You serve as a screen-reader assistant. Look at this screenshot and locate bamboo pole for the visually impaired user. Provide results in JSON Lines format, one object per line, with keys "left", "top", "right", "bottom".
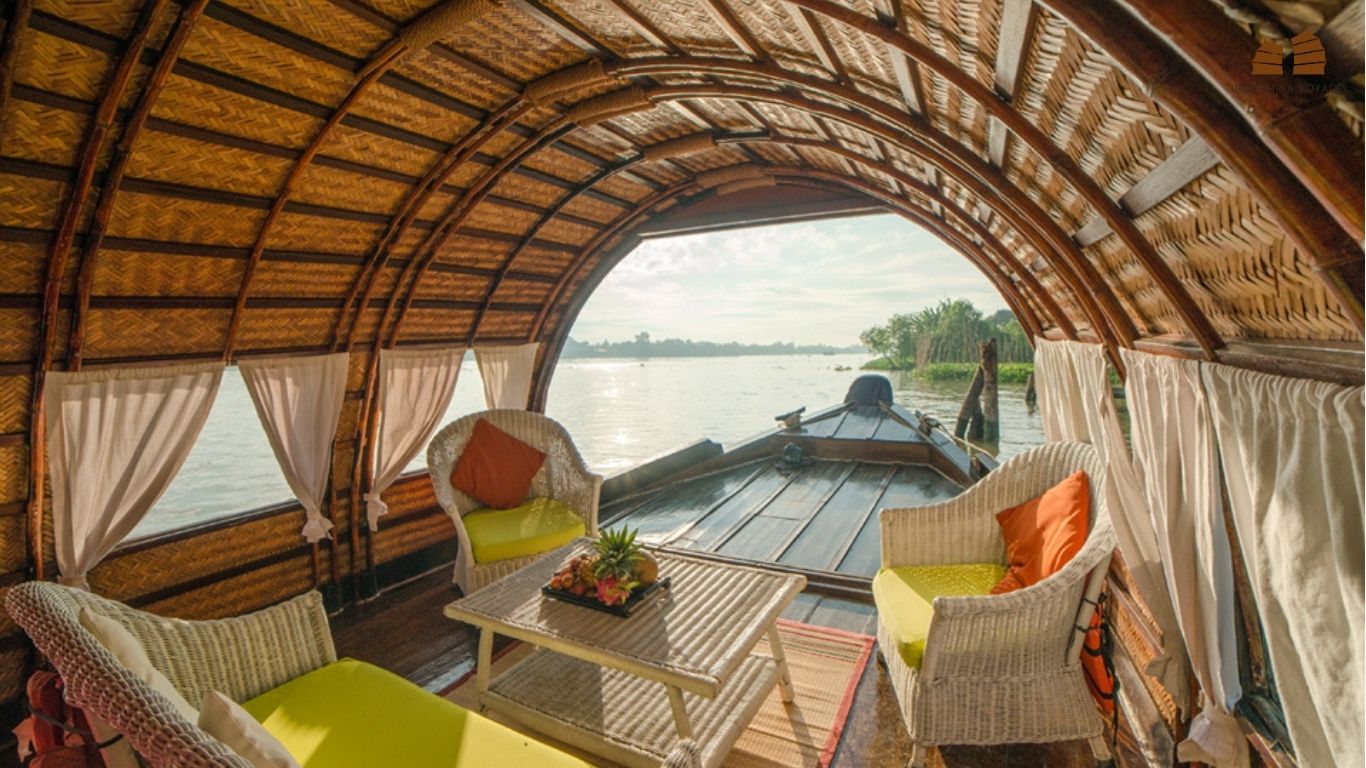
{"left": 954, "top": 367, "right": 985, "bottom": 439}
{"left": 981, "top": 338, "right": 999, "bottom": 443}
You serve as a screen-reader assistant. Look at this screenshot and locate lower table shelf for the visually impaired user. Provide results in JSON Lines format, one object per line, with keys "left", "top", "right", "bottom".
{"left": 482, "top": 648, "right": 780, "bottom": 768}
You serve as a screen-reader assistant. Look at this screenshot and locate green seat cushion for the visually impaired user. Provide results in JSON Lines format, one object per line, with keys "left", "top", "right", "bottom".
{"left": 872, "top": 563, "right": 1008, "bottom": 670}
{"left": 463, "top": 497, "right": 585, "bottom": 564}
{"left": 242, "top": 659, "right": 589, "bottom": 768}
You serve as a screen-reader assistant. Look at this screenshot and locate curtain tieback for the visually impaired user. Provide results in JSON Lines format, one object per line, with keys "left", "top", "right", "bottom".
{"left": 364, "top": 492, "right": 389, "bottom": 530}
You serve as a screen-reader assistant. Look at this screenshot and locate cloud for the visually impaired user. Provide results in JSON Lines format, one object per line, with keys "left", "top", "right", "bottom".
{"left": 570, "top": 214, "right": 1008, "bottom": 345}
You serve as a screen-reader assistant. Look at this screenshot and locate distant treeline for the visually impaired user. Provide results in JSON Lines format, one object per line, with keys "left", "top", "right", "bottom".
{"left": 859, "top": 299, "right": 1032, "bottom": 372}
{"left": 561, "top": 332, "right": 864, "bottom": 359}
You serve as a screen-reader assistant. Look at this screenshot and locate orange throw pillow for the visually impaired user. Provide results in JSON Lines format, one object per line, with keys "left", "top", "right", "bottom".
{"left": 990, "top": 470, "right": 1090, "bottom": 594}
{"left": 450, "top": 419, "right": 546, "bottom": 509}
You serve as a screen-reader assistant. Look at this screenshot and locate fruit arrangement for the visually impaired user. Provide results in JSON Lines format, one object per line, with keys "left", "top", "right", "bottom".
{"left": 547, "top": 527, "right": 659, "bottom": 607}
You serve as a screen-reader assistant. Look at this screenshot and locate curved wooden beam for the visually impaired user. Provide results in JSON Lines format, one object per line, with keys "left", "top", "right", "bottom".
{"left": 775, "top": 175, "right": 1046, "bottom": 341}
{"left": 222, "top": 0, "right": 509, "bottom": 360}
{"left": 629, "top": 37, "right": 1223, "bottom": 353}
{"left": 67, "top": 0, "right": 211, "bottom": 370}
{"left": 1039, "top": 0, "right": 1364, "bottom": 322}
{"left": 330, "top": 99, "right": 533, "bottom": 349}
{"left": 526, "top": 167, "right": 1050, "bottom": 351}
{"left": 749, "top": 136, "right": 1079, "bottom": 339}
{"left": 391, "top": 57, "right": 1130, "bottom": 351}
{"left": 26, "top": 0, "right": 168, "bottom": 581}
{"left": 529, "top": 174, "right": 1065, "bottom": 410}
{"left": 1086, "top": 0, "right": 1362, "bottom": 241}
{"left": 643, "top": 82, "right": 1139, "bottom": 345}
{"left": 773, "top": 172, "right": 1047, "bottom": 339}
{"left": 592, "top": 57, "right": 1128, "bottom": 343}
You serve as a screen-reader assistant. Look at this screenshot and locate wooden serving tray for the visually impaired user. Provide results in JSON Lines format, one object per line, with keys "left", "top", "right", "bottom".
{"left": 541, "top": 576, "right": 672, "bottom": 618}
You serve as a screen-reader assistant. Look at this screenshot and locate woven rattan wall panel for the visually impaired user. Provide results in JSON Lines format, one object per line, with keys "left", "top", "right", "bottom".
{"left": 320, "top": 123, "right": 439, "bottom": 177}
{"left": 92, "top": 250, "right": 243, "bottom": 297}
{"left": 140, "top": 553, "right": 315, "bottom": 621}
{"left": 107, "top": 193, "right": 264, "bottom": 245}
{"left": 252, "top": 260, "right": 362, "bottom": 299}
{"left": 0, "top": 444, "right": 29, "bottom": 506}
{"left": 372, "top": 509, "right": 455, "bottom": 565}
{"left": 91, "top": 511, "right": 308, "bottom": 603}
{"left": 83, "top": 308, "right": 227, "bottom": 358}
{"left": 0, "top": 515, "right": 26, "bottom": 575}
{"left": 1136, "top": 166, "right": 1359, "bottom": 341}
{"left": 412, "top": 271, "right": 491, "bottom": 301}
{"left": 150, "top": 77, "right": 322, "bottom": 150}
{"left": 3, "top": 99, "right": 87, "bottom": 167}
{"left": 0, "top": 241, "right": 47, "bottom": 295}
{"left": 292, "top": 164, "right": 413, "bottom": 213}
{"left": 235, "top": 308, "right": 346, "bottom": 350}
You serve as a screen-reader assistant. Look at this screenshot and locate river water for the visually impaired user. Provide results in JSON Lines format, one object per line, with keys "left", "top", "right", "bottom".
{"left": 138, "top": 353, "right": 1043, "bottom": 537}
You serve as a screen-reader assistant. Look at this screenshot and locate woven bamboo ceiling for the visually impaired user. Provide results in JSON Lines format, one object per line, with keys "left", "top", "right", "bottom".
{"left": 0, "top": 0, "right": 1363, "bottom": 381}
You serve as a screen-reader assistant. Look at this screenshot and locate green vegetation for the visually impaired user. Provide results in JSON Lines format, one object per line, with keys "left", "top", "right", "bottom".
{"left": 562, "top": 332, "right": 862, "bottom": 359}
{"left": 859, "top": 300, "right": 1032, "bottom": 378}
{"left": 916, "top": 362, "right": 1034, "bottom": 383}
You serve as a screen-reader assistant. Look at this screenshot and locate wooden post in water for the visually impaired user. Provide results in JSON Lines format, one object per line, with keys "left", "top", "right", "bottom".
{"left": 981, "top": 338, "right": 999, "bottom": 442}
{"left": 1024, "top": 372, "right": 1037, "bottom": 407}
{"left": 954, "top": 366, "right": 984, "bottom": 439}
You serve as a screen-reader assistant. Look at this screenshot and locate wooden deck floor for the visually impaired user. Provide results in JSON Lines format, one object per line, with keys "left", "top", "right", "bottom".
{"left": 603, "top": 456, "right": 962, "bottom": 578}
{"left": 335, "top": 569, "right": 1128, "bottom": 768}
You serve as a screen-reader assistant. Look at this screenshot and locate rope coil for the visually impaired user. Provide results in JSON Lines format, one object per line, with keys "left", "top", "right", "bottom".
{"left": 563, "top": 86, "right": 650, "bottom": 127}
{"left": 398, "top": 0, "right": 501, "bottom": 50}
{"left": 523, "top": 59, "right": 610, "bottom": 105}
{"left": 643, "top": 132, "right": 716, "bottom": 162}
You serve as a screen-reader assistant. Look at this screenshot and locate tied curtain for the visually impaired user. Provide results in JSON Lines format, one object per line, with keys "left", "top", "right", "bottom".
{"left": 475, "top": 343, "right": 538, "bottom": 409}
{"left": 46, "top": 362, "right": 224, "bottom": 589}
{"left": 1121, "top": 350, "right": 1246, "bottom": 768}
{"left": 366, "top": 347, "right": 463, "bottom": 530}
{"left": 1033, "top": 340, "right": 1191, "bottom": 713}
{"left": 239, "top": 353, "right": 348, "bottom": 543}
{"left": 1202, "top": 364, "right": 1364, "bottom": 768}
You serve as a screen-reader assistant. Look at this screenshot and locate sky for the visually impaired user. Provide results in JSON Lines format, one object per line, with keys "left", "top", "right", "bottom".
{"left": 568, "top": 213, "right": 1008, "bottom": 347}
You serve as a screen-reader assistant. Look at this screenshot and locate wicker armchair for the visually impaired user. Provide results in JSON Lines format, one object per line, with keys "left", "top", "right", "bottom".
{"left": 428, "top": 409, "right": 602, "bottom": 595}
{"left": 876, "top": 441, "right": 1117, "bottom": 767}
{"left": 5, "top": 582, "right": 703, "bottom": 768}
{"left": 5, "top": 582, "right": 334, "bottom": 767}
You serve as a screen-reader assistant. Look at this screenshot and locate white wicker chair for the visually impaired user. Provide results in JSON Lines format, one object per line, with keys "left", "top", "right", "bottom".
{"left": 428, "top": 409, "right": 602, "bottom": 595}
{"left": 5, "top": 582, "right": 701, "bottom": 768}
{"left": 876, "top": 441, "right": 1117, "bottom": 767}
{"left": 5, "top": 583, "right": 334, "bottom": 767}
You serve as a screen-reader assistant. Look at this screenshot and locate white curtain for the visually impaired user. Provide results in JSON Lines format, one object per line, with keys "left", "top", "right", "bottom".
{"left": 475, "top": 343, "right": 538, "bottom": 409}
{"left": 1202, "top": 363, "right": 1364, "bottom": 768}
{"left": 1034, "top": 339, "right": 1190, "bottom": 712}
{"left": 1122, "top": 350, "right": 1246, "bottom": 768}
{"left": 46, "top": 362, "right": 224, "bottom": 589}
{"left": 239, "top": 353, "right": 348, "bottom": 543}
{"left": 366, "top": 347, "right": 463, "bottom": 530}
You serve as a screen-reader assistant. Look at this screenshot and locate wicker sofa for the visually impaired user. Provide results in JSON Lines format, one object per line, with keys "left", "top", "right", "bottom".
{"left": 874, "top": 441, "right": 1117, "bottom": 766}
{"left": 5, "top": 582, "right": 699, "bottom": 767}
{"left": 428, "top": 409, "right": 602, "bottom": 595}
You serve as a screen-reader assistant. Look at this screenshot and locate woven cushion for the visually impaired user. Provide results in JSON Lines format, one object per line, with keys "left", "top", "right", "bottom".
{"left": 872, "top": 564, "right": 1007, "bottom": 670}
{"left": 450, "top": 418, "right": 545, "bottom": 509}
{"left": 992, "top": 470, "right": 1090, "bottom": 594}
{"left": 463, "top": 497, "right": 585, "bottom": 564}
{"left": 242, "top": 659, "right": 589, "bottom": 768}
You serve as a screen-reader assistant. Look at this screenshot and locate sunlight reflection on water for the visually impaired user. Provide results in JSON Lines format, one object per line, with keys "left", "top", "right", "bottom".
{"left": 137, "top": 353, "right": 1042, "bottom": 538}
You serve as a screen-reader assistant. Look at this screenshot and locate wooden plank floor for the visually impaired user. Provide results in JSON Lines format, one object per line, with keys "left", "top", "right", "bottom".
{"left": 606, "top": 457, "right": 961, "bottom": 578}
{"left": 333, "top": 569, "right": 1133, "bottom": 768}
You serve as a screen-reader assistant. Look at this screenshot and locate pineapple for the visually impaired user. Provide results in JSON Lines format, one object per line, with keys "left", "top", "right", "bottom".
{"left": 592, "top": 527, "right": 644, "bottom": 606}
{"left": 593, "top": 527, "right": 643, "bottom": 582}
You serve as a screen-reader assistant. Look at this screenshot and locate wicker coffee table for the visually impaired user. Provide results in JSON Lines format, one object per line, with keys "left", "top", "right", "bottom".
{"left": 443, "top": 539, "right": 806, "bottom": 768}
